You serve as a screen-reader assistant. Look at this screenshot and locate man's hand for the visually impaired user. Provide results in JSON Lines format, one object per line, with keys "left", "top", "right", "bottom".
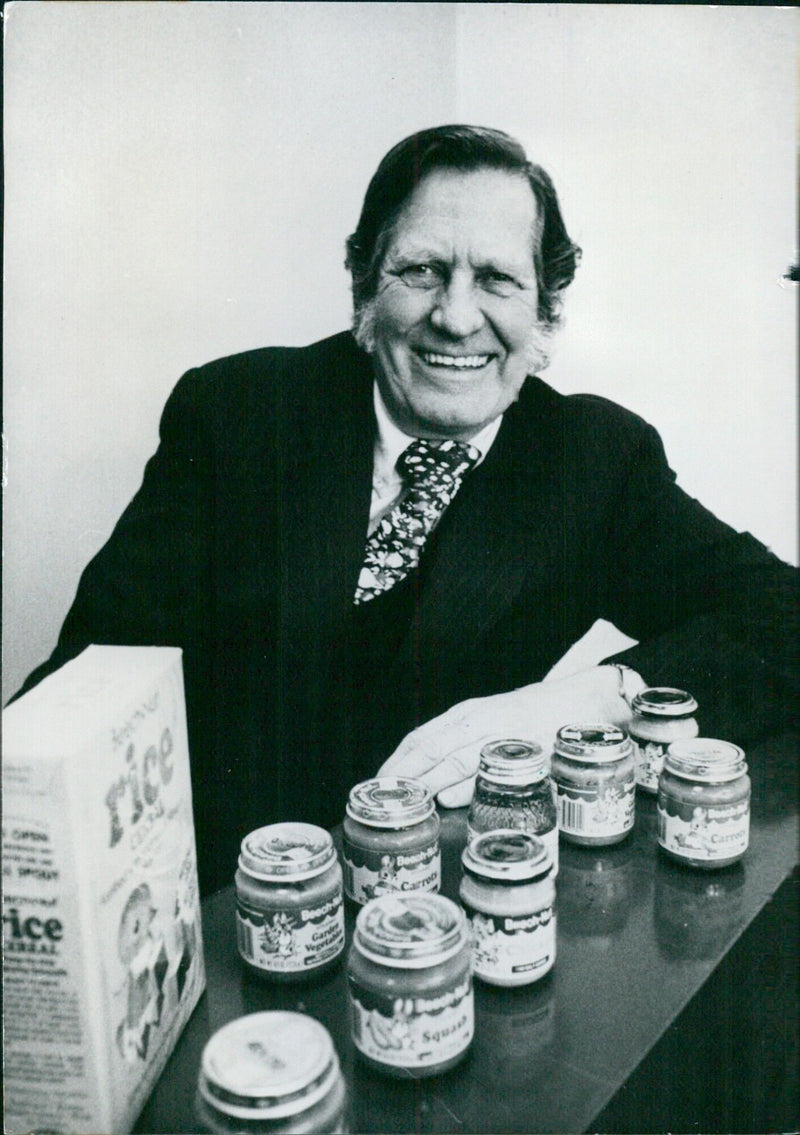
{"left": 377, "top": 665, "right": 645, "bottom": 807}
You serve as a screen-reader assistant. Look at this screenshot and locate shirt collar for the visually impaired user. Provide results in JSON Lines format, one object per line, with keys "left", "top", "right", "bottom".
{"left": 372, "top": 383, "right": 503, "bottom": 478}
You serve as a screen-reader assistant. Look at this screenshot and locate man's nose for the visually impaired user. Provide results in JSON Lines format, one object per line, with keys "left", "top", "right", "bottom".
{"left": 429, "top": 277, "right": 485, "bottom": 338}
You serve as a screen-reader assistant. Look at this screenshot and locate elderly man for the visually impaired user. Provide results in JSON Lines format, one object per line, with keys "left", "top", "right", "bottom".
{"left": 19, "top": 125, "right": 798, "bottom": 895}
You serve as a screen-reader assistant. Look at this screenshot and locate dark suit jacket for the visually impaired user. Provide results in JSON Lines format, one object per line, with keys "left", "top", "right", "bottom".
{"left": 21, "top": 332, "right": 799, "bottom": 894}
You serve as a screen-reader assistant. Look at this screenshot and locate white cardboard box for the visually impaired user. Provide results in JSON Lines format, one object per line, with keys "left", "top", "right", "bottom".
{"left": 3, "top": 646, "right": 206, "bottom": 1134}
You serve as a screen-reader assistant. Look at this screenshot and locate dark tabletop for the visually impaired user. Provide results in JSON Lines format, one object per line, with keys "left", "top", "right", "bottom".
{"left": 135, "top": 731, "right": 799, "bottom": 1134}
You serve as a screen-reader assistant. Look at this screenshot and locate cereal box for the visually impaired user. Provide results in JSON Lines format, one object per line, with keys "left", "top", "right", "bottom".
{"left": 3, "top": 646, "right": 206, "bottom": 1134}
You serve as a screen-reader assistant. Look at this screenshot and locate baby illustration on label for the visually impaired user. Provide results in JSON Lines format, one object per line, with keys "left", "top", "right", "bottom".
{"left": 640, "top": 741, "right": 664, "bottom": 784}
{"left": 365, "top": 855, "right": 399, "bottom": 900}
{"left": 471, "top": 912, "right": 501, "bottom": 970}
{"left": 171, "top": 866, "right": 199, "bottom": 1001}
{"left": 675, "top": 805, "right": 714, "bottom": 853}
{"left": 594, "top": 781, "right": 624, "bottom": 826}
{"left": 367, "top": 998, "right": 414, "bottom": 1052}
{"left": 115, "top": 884, "right": 168, "bottom": 1062}
{"left": 260, "top": 911, "right": 298, "bottom": 960}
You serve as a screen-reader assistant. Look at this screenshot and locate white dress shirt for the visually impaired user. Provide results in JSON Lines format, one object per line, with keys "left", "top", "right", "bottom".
{"left": 368, "top": 384, "right": 503, "bottom": 535}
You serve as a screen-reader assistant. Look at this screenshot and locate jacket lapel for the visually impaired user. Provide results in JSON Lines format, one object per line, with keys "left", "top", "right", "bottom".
{"left": 278, "top": 335, "right": 375, "bottom": 644}
{"left": 401, "top": 377, "right": 566, "bottom": 674}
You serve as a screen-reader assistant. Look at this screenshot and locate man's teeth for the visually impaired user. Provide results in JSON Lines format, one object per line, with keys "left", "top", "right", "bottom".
{"left": 421, "top": 353, "right": 490, "bottom": 369}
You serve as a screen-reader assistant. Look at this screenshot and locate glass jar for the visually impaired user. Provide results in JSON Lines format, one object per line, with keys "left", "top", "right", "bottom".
{"left": 235, "top": 823, "right": 344, "bottom": 981}
{"left": 196, "top": 1011, "right": 346, "bottom": 1134}
{"left": 657, "top": 738, "right": 750, "bottom": 869}
{"left": 460, "top": 830, "right": 555, "bottom": 987}
{"left": 347, "top": 892, "right": 473, "bottom": 1077}
{"left": 551, "top": 724, "right": 635, "bottom": 846}
{"left": 342, "top": 777, "right": 440, "bottom": 905}
{"left": 467, "top": 739, "right": 559, "bottom": 875}
{"left": 629, "top": 687, "right": 699, "bottom": 793}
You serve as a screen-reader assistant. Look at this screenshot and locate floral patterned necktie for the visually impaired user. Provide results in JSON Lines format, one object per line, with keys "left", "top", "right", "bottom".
{"left": 354, "top": 437, "right": 480, "bottom": 604}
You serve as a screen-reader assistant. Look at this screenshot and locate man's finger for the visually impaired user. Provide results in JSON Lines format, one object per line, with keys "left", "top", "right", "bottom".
{"left": 412, "top": 739, "right": 485, "bottom": 797}
{"left": 378, "top": 716, "right": 480, "bottom": 778}
{"left": 437, "top": 776, "right": 476, "bottom": 808}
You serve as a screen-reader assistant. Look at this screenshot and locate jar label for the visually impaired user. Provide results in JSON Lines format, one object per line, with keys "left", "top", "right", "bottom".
{"left": 657, "top": 796, "right": 749, "bottom": 861}
{"left": 349, "top": 973, "right": 473, "bottom": 1069}
{"left": 342, "top": 840, "right": 441, "bottom": 904}
{"left": 631, "top": 737, "right": 668, "bottom": 792}
{"left": 462, "top": 901, "right": 556, "bottom": 982}
{"left": 236, "top": 891, "right": 344, "bottom": 973}
{"left": 556, "top": 780, "right": 635, "bottom": 837}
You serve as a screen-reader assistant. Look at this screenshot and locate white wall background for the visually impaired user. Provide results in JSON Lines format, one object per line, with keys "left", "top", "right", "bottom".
{"left": 3, "top": 2, "right": 797, "bottom": 704}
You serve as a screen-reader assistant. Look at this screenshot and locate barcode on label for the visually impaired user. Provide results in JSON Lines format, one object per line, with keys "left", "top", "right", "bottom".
{"left": 236, "top": 916, "right": 255, "bottom": 957}
{"left": 559, "top": 797, "right": 585, "bottom": 831}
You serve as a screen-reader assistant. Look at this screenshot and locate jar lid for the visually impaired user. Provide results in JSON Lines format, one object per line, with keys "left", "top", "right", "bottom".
{"left": 631, "top": 687, "right": 698, "bottom": 717}
{"left": 478, "top": 739, "right": 548, "bottom": 785}
{"left": 198, "top": 1011, "right": 340, "bottom": 1120}
{"left": 664, "top": 738, "right": 747, "bottom": 783}
{"left": 554, "top": 724, "right": 632, "bottom": 762}
{"left": 353, "top": 893, "right": 467, "bottom": 968}
{"left": 462, "top": 829, "right": 552, "bottom": 882}
{"left": 346, "top": 776, "right": 435, "bottom": 829}
{"left": 238, "top": 822, "right": 336, "bottom": 881}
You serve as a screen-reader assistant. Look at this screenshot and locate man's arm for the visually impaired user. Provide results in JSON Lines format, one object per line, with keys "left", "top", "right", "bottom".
{"left": 15, "top": 369, "right": 214, "bottom": 699}
{"left": 381, "top": 411, "right": 798, "bottom": 803}
{"left": 597, "top": 418, "right": 798, "bottom": 744}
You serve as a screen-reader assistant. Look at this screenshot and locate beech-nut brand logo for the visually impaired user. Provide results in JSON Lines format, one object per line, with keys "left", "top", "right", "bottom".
{"left": 412, "top": 976, "right": 470, "bottom": 1014}
{"left": 300, "top": 895, "right": 341, "bottom": 921}
{"left": 104, "top": 727, "right": 175, "bottom": 847}
{"left": 395, "top": 848, "right": 436, "bottom": 868}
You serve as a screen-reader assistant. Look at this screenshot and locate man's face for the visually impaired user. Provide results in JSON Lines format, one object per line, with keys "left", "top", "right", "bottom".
{"left": 361, "top": 168, "right": 543, "bottom": 440}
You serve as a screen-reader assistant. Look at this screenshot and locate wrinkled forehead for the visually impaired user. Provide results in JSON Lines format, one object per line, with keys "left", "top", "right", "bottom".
{"left": 383, "top": 167, "right": 542, "bottom": 273}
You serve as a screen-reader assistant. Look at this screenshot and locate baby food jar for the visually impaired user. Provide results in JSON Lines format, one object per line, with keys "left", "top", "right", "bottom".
{"left": 347, "top": 892, "right": 473, "bottom": 1077}
{"left": 467, "top": 739, "right": 559, "bottom": 875}
{"left": 551, "top": 725, "right": 636, "bottom": 846}
{"left": 628, "top": 687, "right": 699, "bottom": 793}
{"left": 196, "top": 1011, "right": 346, "bottom": 1134}
{"left": 235, "top": 822, "right": 344, "bottom": 981}
{"left": 342, "top": 777, "right": 440, "bottom": 905}
{"left": 460, "top": 830, "right": 556, "bottom": 987}
{"left": 657, "top": 738, "right": 750, "bottom": 869}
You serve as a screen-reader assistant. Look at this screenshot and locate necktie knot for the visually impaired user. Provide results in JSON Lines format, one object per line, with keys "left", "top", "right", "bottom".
{"left": 397, "top": 438, "right": 480, "bottom": 486}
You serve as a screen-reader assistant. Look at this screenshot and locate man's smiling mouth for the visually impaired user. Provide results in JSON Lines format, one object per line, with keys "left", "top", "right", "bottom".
{"left": 418, "top": 351, "right": 492, "bottom": 370}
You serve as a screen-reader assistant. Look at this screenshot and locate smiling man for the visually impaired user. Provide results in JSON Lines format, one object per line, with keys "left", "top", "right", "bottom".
{"left": 355, "top": 167, "right": 542, "bottom": 439}
{"left": 18, "top": 125, "right": 799, "bottom": 894}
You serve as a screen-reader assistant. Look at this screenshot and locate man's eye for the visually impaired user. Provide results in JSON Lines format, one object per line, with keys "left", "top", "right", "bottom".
{"left": 399, "top": 264, "right": 442, "bottom": 288}
{"left": 480, "top": 271, "right": 518, "bottom": 296}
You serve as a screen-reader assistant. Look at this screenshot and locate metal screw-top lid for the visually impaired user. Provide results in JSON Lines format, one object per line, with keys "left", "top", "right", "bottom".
{"left": 631, "top": 687, "right": 698, "bottom": 718}
{"left": 554, "top": 723, "right": 633, "bottom": 763}
{"left": 462, "top": 829, "right": 552, "bottom": 882}
{"left": 238, "top": 822, "right": 336, "bottom": 882}
{"left": 198, "top": 1011, "right": 340, "bottom": 1120}
{"left": 353, "top": 893, "right": 467, "bottom": 968}
{"left": 664, "top": 738, "right": 747, "bottom": 783}
{"left": 346, "top": 776, "right": 435, "bottom": 829}
{"left": 478, "top": 739, "right": 548, "bottom": 785}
